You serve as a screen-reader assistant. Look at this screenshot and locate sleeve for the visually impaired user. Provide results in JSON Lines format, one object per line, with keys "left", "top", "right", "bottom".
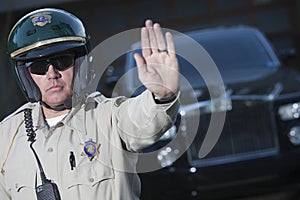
{"left": 113, "top": 90, "right": 180, "bottom": 152}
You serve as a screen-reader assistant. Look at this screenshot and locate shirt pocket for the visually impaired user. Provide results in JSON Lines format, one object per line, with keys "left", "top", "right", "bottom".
{"left": 63, "top": 157, "right": 115, "bottom": 189}
{"left": 5, "top": 168, "right": 36, "bottom": 200}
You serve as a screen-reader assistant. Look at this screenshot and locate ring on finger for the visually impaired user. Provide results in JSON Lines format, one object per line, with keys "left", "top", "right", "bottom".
{"left": 158, "top": 49, "right": 168, "bottom": 53}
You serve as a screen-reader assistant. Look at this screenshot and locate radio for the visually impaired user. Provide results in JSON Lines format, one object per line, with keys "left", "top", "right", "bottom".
{"left": 24, "top": 109, "right": 61, "bottom": 200}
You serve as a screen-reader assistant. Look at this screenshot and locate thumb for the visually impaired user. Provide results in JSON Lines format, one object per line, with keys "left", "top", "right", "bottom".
{"left": 134, "top": 53, "right": 147, "bottom": 73}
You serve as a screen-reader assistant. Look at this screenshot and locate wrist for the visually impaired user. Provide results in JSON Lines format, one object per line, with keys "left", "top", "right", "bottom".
{"left": 153, "top": 92, "right": 177, "bottom": 104}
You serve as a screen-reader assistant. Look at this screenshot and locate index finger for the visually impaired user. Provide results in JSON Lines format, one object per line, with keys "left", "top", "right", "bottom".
{"left": 141, "top": 27, "right": 151, "bottom": 57}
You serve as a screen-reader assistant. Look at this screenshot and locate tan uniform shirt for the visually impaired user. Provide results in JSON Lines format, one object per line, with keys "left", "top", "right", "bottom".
{"left": 0, "top": 90, "right": 179, "bottom": 200}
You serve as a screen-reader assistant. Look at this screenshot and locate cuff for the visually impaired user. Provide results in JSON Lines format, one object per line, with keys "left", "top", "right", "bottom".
{"left": 152, "top": 92, "right": 178, "bottom": 104}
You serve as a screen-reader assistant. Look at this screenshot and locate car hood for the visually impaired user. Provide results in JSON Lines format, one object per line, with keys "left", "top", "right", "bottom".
{"left": 227, "top": 67, "right": 300, "bottom": 96}
{"left": 180, "top": 67, "right": 300, "bottom": 105}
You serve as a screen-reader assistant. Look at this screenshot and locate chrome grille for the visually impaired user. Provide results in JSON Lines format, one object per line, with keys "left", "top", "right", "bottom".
{"left": 187, "top": 100, "right": 278, "bottom": 166}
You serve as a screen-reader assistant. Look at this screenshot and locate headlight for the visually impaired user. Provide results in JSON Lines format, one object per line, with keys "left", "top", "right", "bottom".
{"left": 157, "top": 146, "right": 180, "bottom": 167}
{"left": 278, "top": 102, "right": 300, "bottom": 121}
{"left": 288, "top": 126, "right": 300, "bottom": 145}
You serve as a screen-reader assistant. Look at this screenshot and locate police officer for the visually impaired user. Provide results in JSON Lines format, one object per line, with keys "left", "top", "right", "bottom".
{"left": 0, "top": 8, "right": 179, "bottom": 200}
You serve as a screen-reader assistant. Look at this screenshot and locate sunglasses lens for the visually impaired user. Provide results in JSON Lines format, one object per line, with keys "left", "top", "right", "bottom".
{"left": 52, "top": 55, "right": 74, "bottom": 71}
{"left": 26, "top": 54, "right": 75, "bottom": 75}
{"left": 27, "top": 61, "right": 48, "bottom": 75}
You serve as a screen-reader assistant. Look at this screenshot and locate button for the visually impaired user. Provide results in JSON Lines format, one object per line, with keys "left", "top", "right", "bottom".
{"left": 89, "top": 177, "right": 94, "bottom": 182}
{"left": 47, "top": 147, "right": 53, "bottom": 153}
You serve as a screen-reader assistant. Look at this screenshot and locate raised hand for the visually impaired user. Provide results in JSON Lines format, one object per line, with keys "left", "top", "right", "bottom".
{"left": 134, "top": 19, "right": 179, "bottom": 99}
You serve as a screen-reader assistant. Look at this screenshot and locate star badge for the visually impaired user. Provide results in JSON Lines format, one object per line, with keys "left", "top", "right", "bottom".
{"left": 81, "top": 139, "right": 100, "bottom": 161}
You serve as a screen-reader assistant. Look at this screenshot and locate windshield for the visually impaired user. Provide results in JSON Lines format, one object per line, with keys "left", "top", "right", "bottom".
{"left": 195, "top": 30, "right": 279, "bottom": 69}
{"left": 126, "top": 27, "right": 281, "bottom": 92}
{"left": 176, "top": 27, "right": 280, "bottom": 88}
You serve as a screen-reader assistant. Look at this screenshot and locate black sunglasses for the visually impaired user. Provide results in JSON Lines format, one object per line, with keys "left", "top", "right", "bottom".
{"left": 25, "top": 54, "right": 75, "bottom": 75}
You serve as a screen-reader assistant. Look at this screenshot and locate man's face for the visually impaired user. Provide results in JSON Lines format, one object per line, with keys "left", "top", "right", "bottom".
{"left": 27, "top": 54, "right": 74, "bottom": 108}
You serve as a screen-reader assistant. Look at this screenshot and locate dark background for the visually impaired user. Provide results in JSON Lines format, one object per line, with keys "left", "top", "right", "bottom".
{"left": 0, "top": 0, "right": 299, "bottom": 120}
{"left": 1, "top": 1, "right": 300, "bottom": 199}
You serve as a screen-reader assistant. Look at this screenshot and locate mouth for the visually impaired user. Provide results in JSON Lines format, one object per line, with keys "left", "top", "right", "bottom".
{"left": 47, "top": 85, "right": 63, "bottom": 92}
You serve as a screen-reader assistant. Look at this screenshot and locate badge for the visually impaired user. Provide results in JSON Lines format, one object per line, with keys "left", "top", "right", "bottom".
{"left": 81, "top": 139, "right": 100, "bottom": 161}
{"left": 30, "top": 12, "right": 52, "bottom": 26}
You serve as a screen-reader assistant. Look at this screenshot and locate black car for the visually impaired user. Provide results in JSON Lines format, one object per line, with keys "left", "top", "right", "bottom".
{"left": 108, "top": 25, "right": 300, "bottom": 199}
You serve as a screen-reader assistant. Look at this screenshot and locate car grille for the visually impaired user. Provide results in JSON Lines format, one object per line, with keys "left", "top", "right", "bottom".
{"left": 187, "top": 99, "right": 279, "bottom": 166}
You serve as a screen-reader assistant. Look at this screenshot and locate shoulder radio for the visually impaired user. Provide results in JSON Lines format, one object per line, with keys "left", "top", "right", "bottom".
{"left": 24, "top": 109, "right": 61, "bottom": 200}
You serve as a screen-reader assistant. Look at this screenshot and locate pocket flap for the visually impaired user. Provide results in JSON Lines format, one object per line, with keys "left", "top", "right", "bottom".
{"left": 5, "top": 168, "right": 36, "bottom": 198}
{"left": 64, "top": 159, "right": 114, "bottom": 189}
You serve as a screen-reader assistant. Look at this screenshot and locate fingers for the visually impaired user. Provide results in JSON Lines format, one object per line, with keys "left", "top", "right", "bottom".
{"left": 146, "top": 20, "right": 158, "bottom": 54}
{"left": 166, "top": 32, "right": 176, "bottom": 57}
{"left": 154, "top": 23, "right": 167, "bottom": 52}
{"left": 141, "top": 27, "right": 151, "bottom": 57}
{"left": 141, "top": 19, "right": 171, "bottom": 55}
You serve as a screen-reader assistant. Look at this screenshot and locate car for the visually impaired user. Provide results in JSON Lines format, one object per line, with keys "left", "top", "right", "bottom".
{"left": 105, "top": 25, "right": 300, "bottom": 199}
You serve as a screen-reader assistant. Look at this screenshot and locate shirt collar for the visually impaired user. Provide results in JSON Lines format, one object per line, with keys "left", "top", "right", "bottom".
{"left": 63, "top": 92, "right": 103, "bottom": 134}
{"left": 31, "top": 103, "right": 47, "bottom": 129}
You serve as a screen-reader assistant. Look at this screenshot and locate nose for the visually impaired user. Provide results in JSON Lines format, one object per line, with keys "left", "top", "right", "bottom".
{"left": 46, "top": 65, "right": 60, "bottom": 79}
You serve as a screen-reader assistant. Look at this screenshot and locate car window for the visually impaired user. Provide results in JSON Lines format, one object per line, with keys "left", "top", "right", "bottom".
{"left": 197, "top": 30, "right": 278, "bottom": 69}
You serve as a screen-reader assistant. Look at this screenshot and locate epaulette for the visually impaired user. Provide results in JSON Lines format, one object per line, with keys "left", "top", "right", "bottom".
{"left": 0, "top": 102, "right": 36, "bottom": 124}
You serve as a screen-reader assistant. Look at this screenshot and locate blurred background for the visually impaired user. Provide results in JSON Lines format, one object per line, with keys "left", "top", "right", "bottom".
{"left": 0, "top": 0, "right": 299, "bottom": 119}
{"left": 1, "top": 1, "right": 300, "bottom": 199}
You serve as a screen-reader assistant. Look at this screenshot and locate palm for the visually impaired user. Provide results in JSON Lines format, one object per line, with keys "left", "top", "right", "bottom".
{"left": 134, "top": 20, "right": 179, "bottom": 98}
{"left": 138, "top": 51, "right": 178, "bottom": 98}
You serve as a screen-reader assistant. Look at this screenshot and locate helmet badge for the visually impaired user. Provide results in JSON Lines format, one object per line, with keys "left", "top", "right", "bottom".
{"left": 30, "top": 12, "right": 52, "bottom": 26}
